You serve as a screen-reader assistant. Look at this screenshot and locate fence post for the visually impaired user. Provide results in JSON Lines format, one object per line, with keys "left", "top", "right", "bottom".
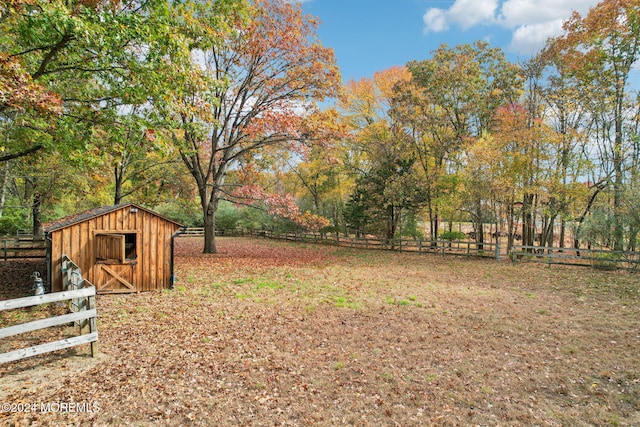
{"left": 88, "top": 292, "right": 98, "bottom": 357}
{"left": 495, "top": 240, "right": 500, "bottom": 260}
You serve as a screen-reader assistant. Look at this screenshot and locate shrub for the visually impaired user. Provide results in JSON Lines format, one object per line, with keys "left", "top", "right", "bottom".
{"left": 215, "top": 201, "right": 241, "bottom": 230}
{"left": 591, "top": 252, "right": 620, "bottom": 270}
{"left": 439, "top": 230, "right": 466, "bottom": 241}
{"left": 399, "top": 213, "right": 425, "bottom": 240}
{"left": 0, "top": 211, "right": 29, "bottom": 235}
{"left": 154, "top": 201, "right": 203, "bottom": 227}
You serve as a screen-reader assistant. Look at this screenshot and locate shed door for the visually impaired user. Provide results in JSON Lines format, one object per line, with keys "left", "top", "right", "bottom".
{"left": 97, "top": 264, "right": 135, "bottom": 293}
{"left": 95, "top": 234, "right": 125, "bottom": 263}
{"left": 95, "top": 233, "right": 137, "bottom": 293}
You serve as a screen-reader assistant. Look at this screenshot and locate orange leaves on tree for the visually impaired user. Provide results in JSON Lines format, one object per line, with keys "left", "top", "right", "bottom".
{"left": 549, "top": 0, "right": 640, "bottom": 80}
{"left": 170, "top": 0, "right": 339, "bottom": 252}
{"left": 233, "top": 185, "right": 330, "bottom": 230}
{"left": 243, "top": 107, "right": 304, "bottom": 143}
{"left": 0, "top": 55, "right": 62, "bottom": 115}
{"left": 373, "top": 66, "right": 412, "bottom": 101}
{"left": 239, "top": 0, "right": 340, "bottom": 103}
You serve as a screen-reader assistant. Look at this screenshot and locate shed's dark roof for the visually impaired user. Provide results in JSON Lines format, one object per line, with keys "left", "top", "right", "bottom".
{"left": 44, "top": 203, "right": 183, "bottom": 233}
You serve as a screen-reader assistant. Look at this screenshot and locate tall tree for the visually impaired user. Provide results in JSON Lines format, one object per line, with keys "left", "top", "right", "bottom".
{"left": 338, "top": 67, "right": 422, "bottom": 241}
{"left": 1, "top": 0, "right": 158, "bottom": 158}
{"left": 343, "top": 145, "right": 425, "bottom": 243}
{"left": 398, "top": 42, "right": 522, "bottom": 242}
{"left": 2, "top": 0, "right": 244, "bottom": 232}
{"left": 529, "top": 50, "right": 590, "bottom": 249}
{"left": 283, "top": 108, "right": 349, "bottom": 230}
{"left": 549, "top": 0, "right": 640, "bottom": 250}
{"left": 164, "top": 0, "right": 339, "bottom": 253}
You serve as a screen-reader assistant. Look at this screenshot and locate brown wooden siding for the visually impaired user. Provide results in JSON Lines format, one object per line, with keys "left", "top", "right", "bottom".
{"left": 49, "top": 206, "right": 181, "bottom": 293}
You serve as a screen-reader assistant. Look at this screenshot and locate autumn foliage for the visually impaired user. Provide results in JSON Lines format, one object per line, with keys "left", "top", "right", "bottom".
{"left": 233, "top": 185, "right": 330, "bottom": 230}
{"left": 170, "top": 0, "right": 340, "bottom": 252}
{"left": 0, "top": 55, "right": 62, "bottom": 115}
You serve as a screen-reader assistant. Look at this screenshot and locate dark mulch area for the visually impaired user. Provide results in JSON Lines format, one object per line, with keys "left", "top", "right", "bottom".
{"left": 0, "top": 259, "right": 47, "bottom": 300}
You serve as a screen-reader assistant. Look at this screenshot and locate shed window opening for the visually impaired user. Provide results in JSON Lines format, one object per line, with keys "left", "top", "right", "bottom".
{"left": 95, "top": 232, "right": 137, "bottom": 264}
{"left": 124, "top": 233, "right": 137, "bottom": 260}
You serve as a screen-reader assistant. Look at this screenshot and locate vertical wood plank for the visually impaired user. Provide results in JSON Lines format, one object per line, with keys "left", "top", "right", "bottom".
{"left": 52, "top": 232, "right": 62, "bottom": 292}
{"left": 87, "top": 218, "right": 96, "bottom": 285}
{"left": 71, "top": 224, "right": 81, "bottom": 269}
{"left": 144, "top": 212, "right": 151, "bottom": 292}
{"left": 116, "top": 207, "right": 123, "bottom": 230}
{"left": 159, "top": 223, "right": 166, "bottom": 288}
{"left": 149, "top": 216, "right": 158, "bottom": 290}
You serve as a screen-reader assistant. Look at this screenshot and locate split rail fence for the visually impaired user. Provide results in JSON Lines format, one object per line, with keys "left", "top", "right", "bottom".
{"left": 181, "top": 228, "right": 500, "bottom": 259}
{"left": 511, "top": 245, "right": 640, "bottom": 271}
{"left": 0, "top": 254, "right": 98, "bottom": 364}
{"left": 181, "top": 227, "right": 639, "bottom": 271}
{"left": 0, "top": 236, "right": 46, "bottom": 261}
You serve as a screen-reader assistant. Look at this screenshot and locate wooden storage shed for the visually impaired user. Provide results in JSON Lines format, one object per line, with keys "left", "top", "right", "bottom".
{"left": 45, "top": 203, "right": 183, "bottom": 293}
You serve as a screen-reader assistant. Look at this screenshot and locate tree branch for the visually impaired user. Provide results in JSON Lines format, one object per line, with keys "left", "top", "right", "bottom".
{"left": 0, "top": 145, "right": 44, "bottom": 162}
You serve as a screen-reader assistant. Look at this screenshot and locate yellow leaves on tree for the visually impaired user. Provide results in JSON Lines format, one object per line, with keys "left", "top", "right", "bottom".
{"left": 339, "top": 66, "right": 411, "bottom": 129}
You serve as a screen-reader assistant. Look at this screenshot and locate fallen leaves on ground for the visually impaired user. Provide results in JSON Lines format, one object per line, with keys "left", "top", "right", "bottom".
{"left": 1, "top": 237, "right": 639, "bottom": 426}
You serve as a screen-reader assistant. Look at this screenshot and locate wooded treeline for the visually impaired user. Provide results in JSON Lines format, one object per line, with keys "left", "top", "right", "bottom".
{"left": 1, "top": 0, "right": 639, "bottom": 254}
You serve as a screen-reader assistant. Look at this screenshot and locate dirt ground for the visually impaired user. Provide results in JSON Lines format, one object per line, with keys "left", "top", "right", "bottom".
{"left": 1, "top": 237, "right": 639, "bottom": 426}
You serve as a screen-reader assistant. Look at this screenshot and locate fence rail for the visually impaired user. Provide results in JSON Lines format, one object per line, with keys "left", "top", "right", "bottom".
{"left": 180, "top": 227, "right": 246, "bottom": 237}
{"left": 180, "top": 228, "right": 640, "bottom": 271}
{"left": 511, "top": 245, "right": 640, "bottom": 271}
{"left": 0, "top": 286, "right": 98, "bottom": 364}
{"left": 0, "top": 236, "right": 46, "bottom": 261}
{"left": 260, "top": 230, "right": 500, "bottom": 258}
{"left": 179, "top": 228, "right": 499, "bottom": 259}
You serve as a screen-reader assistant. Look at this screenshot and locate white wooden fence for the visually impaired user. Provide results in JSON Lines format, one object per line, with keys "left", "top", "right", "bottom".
{"left": 0, "top": 254, "right": 98, "bottom": 364}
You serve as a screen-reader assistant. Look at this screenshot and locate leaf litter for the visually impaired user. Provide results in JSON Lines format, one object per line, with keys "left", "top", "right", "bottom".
{"left": 1, "top": 237, "right": 639, "bottom": 426}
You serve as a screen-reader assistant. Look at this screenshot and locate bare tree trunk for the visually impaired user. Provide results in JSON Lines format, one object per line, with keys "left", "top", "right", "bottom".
{"left": 0, "top": 162, "right": 8, "bottom": 218}
{"left": 574, "top": 180, "right": 607, "bottom": 250}
{"left": 203, "top": 202, "right": 218, "bottom": 254}
{"left": 506, "top": 202, "right": 515, "bottom": 252}
{"left": 32, "top": 193, "right": 43, "bottom": 240}
{"left": 522, "top": 193, "right": 535, "bottom": 249}
{"left": 476, "top": 199, "right": 485, "bottom": 250}
{"left": 201, "top": 185, "right": 221, "bottom": 254}
{"left": 114, "top": 164, "right": 124, "bottom": 205}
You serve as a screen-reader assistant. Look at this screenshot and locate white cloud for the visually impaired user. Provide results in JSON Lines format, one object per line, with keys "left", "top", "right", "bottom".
{"left": 423, "top": 8, "right": 449, "bottom": 33}
{"left": 424, "top": 0, "right": 498, "bottom": 33}
{"left": 508, "top": 19, "right": 565, "bottom": 54}
{"left": 449, "top": 0, "right": 499, "bottom": 30}
{"left": 499, "top": 0, "right": 595, "bottom": 28}
{"left": 423, "top": 0, "right": 601, "bottom": 54}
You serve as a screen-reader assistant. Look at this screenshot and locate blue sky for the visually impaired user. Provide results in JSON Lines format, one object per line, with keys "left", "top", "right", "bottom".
{"left": 299, "top": 0, "right": 602, "bottom": 83}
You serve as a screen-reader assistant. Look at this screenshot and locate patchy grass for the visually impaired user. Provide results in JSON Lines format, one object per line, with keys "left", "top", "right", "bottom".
{"left": 1, "top": 236, "right": 639, "bottom": 426}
